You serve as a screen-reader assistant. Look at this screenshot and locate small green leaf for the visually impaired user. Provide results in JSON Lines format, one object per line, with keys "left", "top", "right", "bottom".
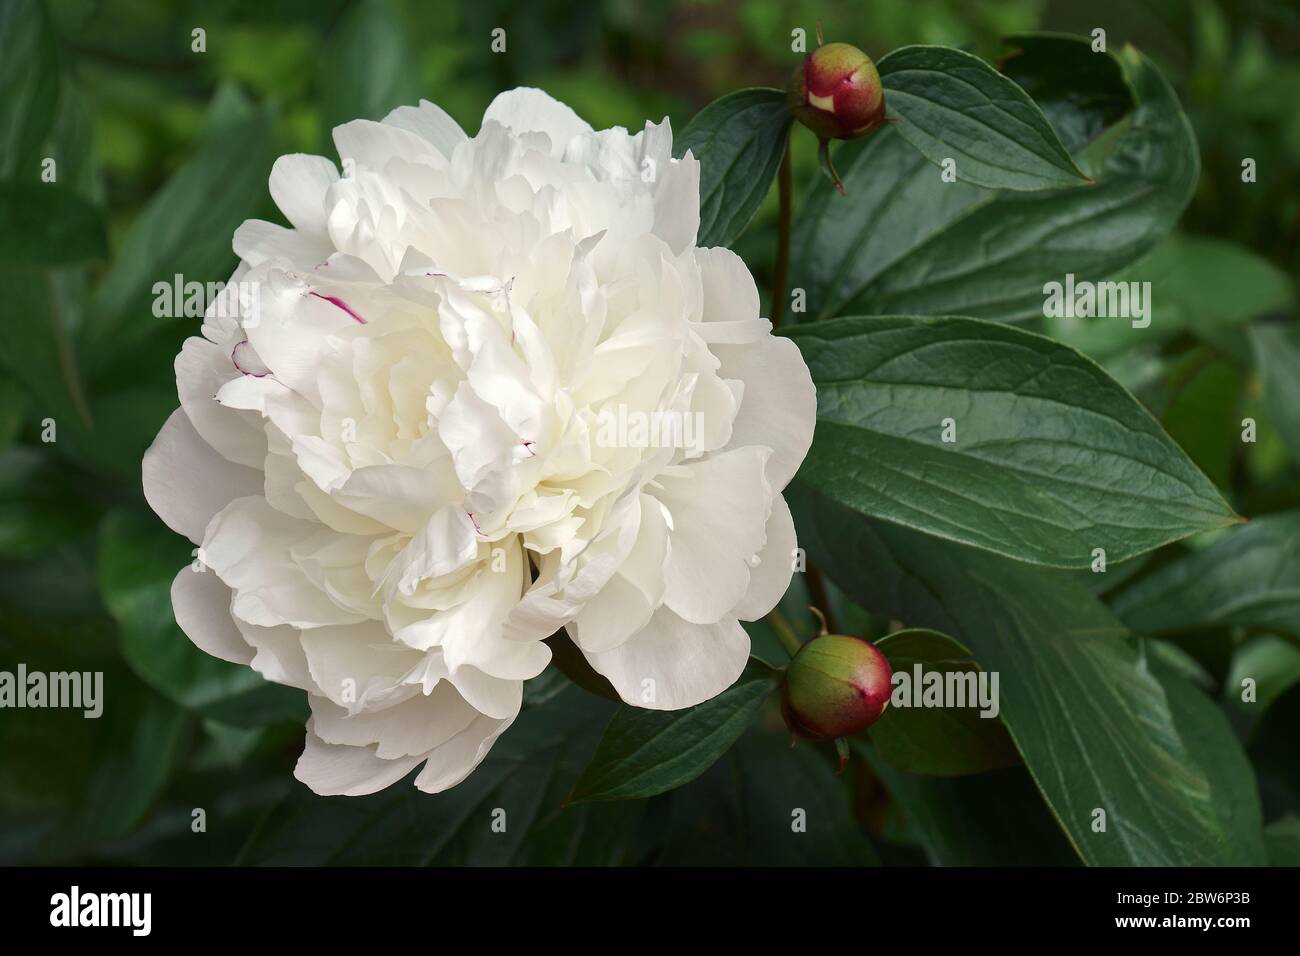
{"left": 870, "top": 628, "right": 1019, "bottom": 776}
{"left": 785, "top": 314, "right": 1238, "bottom": 567}
{"left": 674, "top": 87, "right": 791, "bottom": 248}
{"left": 567, "top": 657, "right": 779, "bottom": 803}
{"left": 0, "top": 184, "right": 106, "bottom": 265}
{"left": 1110, "top": 509, "right": 1300, "bottom": 642}
{"left": 878, "top": 45, "right": 1088, "bottom": 191}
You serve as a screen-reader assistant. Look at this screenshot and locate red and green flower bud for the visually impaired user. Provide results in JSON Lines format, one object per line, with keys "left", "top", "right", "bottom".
{"left": 786, "top": 42, "right": 887, "bottom": 142}
{"left": 781, "top": 633, "right": 892, "bottom": 741}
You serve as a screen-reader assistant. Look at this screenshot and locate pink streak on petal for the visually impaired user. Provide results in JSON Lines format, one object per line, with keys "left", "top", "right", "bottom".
{"left": 308, "top": 290, "right": 367, "bottom": 324}
{"left": 231, "top": 340, "right": 270, "bottom": 377}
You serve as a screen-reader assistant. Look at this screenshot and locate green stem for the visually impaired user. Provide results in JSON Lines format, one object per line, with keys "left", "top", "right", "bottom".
{"left": 768, "top": 606, "right": 803, "bottom": 659}
{"left": 817, "top": 138, "right": 845, "bottom": 195}
{"left": 805, "top": 561, "right": 839, "bottom": 634}
{"left": 771, "top": 134, "right": 793, "bottom": 328}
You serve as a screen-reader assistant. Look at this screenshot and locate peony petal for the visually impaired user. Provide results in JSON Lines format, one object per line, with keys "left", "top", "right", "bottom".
{"left": 414, "top": 711, "right": 514, "bottom": 794}
{"left": 694, "top": 247, "right": 770, "bottom": 343}
{"left": 715, "top": 334, "right": 815, "bottom": 490}
{"left": 234, "top": 219, "right": 331, "bottom": 267}
{"left": 309, "top": 681, "right": 480, "bottom": 759}
{"left": 295, "top": 720, "right": 423, "bottom": 796}
{"left": 170, "top": 564, "right": 253, "bottom": 665}
{"left": 202, "top": 497, "right": 366, "bottom": 629}
{"left": 732, "top": 493, "right": 797, "bottom": 621}
{"left": 143, "top": 408, "right": 264, "bottom": 545}
{"left": 268, "top": 153, "right": 340, "bottom": 237}
{"left": 656, "top": 445, "right": 772, "bottom": 625}
{"left": 584, "top": 606, "right": 750, "bottom": 710}
{"left": 482, "top": 87, "right": 593, "bottom": 158}
{"left": 382, "top": 100, "right": 467, "bottom": 160}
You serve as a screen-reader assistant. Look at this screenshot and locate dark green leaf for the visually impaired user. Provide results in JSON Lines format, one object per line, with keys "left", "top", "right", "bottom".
{"left": 1110, "top": 509, "right": 1300, "bottom": 641}
{"left": 998, "top": 33, "right": 1134, "bottom": 153}
{"left": 0, "top": 0, "right": 59, "bottom": 180}
{"left": 673, "top": 87, "right": 791, "bottom": 248}
{"left": 878, "top": 45, "right": 1088, "bottom": 190}
{"left": 85, "top": 85, "right": 273, "bottom": 374}
{"left": 0, "top": 183, "right": 106, "bottom": 265}
{"left": 0, "top": 447, "right": 99, "bottom": 558}
{"left": 1264, "top": 816, "right": 1300, "bottom": 866}
{"left": 860, "top": 744, "right": 1080, "bottom": 865}
{"left": 568, "top": 657, "right": 779, "bottom": 803}
{"left": 790, "top": 481, "right": 1268, "bottom": 865}
{"left": 792, "top": 47, "right": 1195, "bottom": 323}
{"left": 545, "top": 629, "right": 619, "bottom": 702}
{"left": 1048, "top": 236, "right": 1293, "bottom": 361}
{"left": 1160, "top": 351, "right": 1243, "bottom": 491}
{"left": 786, "top": 314, "right": 1237, "bottom": 567}
{"left": 651, "top": 725, "right": 879, "bottom": 866}
{"left": 1226, "top": 635, "right": 1300, "bottom": 721}
{"left": 1250, "top": 323, "right": 1300, "bottom": 466}
{"left": 319, "top": 0, "right": 421, "bottom": 141}
{"left": 870, "top": 628, "right": 1019, "bottom": 776}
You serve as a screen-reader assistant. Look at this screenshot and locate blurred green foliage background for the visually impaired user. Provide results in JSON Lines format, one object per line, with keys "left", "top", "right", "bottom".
{"left": 1, "top": 0, "right": 1298, "bottom": 865}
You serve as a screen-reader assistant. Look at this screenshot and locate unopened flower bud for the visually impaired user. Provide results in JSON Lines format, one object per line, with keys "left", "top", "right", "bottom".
{"left": 781, "top": 633, "right": 892, "bottom": 741}
{"left": 786, "top": 42, "right": 886, "bottom": 142}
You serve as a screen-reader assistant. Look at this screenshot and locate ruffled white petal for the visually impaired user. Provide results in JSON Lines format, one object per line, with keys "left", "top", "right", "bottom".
{"left": 584, "top": 606, "right": 750, "bottom": 710}
{"left": 142, "top": 409, "right": 264, "bottom": 545}
{"left": 715, "top": 334, "right": 816, "bottom": 490}
{"left": 170, "top": 565, "right": 253, "bottom": 665}
{"left": 483, "top": 87, "right": 593, "bottom": 157}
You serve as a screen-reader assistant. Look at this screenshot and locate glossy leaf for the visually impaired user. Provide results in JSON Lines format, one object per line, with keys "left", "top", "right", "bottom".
{"left": 1110, "top": 509, "right": 1300, "bottom": 642}
{"left": 870, "top": 628, "right": 1019, "bottom": 776}
{"left": 790, "top": 481, "right": 1267, "bottom": 865}
{"left": 673, "top": 87, "right": 791, "bottom": 248}
{"left": 568, "top": 657, "right": 779, "bottom": 803}
{"left": 791, "top": 47, "right": 1195, "bottom": 323}
{"left": 878, "top": 45, "right": 1088, "bottom": 190}
{"left": 997, "top": 33, "right": 1133, "bottom": 153}
{"left": 786, "top": 314, "right": 1237, "bottom": 567}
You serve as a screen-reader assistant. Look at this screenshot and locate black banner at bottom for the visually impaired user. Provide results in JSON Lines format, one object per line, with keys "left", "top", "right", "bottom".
{"left": 0, "top": 865, "right": 1292, "bottom": 941}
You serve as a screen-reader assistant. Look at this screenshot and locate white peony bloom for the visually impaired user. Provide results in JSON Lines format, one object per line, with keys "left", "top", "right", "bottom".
{"left": 143, "top": 89, "right": 815, "bottom": 796}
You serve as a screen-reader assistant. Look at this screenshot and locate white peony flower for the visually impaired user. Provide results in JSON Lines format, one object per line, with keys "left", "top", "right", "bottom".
{"left": 143, "top": 88, "right": 815, "bottom": 796}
